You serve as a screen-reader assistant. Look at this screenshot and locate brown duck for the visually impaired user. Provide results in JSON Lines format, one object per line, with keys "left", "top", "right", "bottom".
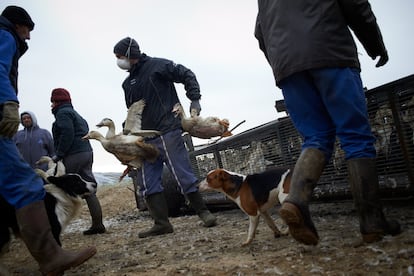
{"left": 172, "top": 102, "right": 232, "bottom": 139}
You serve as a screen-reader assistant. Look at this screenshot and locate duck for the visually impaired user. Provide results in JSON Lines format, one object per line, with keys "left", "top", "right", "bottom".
{"left": 122, "top": 99, "right": 161, "bottom": 137}
{"left": 172, "top": 102, "right": 233, "bottom": 139}
{"left": 97, "top": 100, "right": 160, "bottom": 138}
{"left": 82, "top": 131, "right": 159, "bottom": 180}
{"left": 96, "top": 118, "right": 118, "bottom": 138}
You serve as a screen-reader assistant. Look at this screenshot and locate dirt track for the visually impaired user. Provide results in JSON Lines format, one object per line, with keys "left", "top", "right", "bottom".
{"left": 2, "top": 183, "right": 414, "bottom": 275}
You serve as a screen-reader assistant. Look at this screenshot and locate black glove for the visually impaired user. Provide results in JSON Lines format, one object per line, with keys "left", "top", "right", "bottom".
{"left": 190, "top": 100, "right": 201, "bottom": 116}
{"left": 375, "top": 51, "right": 388, "bottom": 67}
{"left": 0, "top": 101, "right": 20, "bottom": 138}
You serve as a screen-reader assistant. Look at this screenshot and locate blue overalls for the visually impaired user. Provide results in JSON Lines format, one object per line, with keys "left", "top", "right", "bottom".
{"left": 279, "top": 67, "right": 376, "bottom": 162}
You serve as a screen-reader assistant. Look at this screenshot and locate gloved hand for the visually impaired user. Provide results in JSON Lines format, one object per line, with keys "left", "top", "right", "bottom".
{"left": 0, "top": 101, "right": 20, "bottom": 138}
{"left": 375, "top": 51, "right": 388, "bottom": 67}
{"left": 190, "top": 100, "right": 201, "bottom": 116}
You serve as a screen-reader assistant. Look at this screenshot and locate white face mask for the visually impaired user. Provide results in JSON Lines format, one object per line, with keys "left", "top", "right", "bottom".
{"left": 117, "top": 58, "right": 131, "bottom": 70}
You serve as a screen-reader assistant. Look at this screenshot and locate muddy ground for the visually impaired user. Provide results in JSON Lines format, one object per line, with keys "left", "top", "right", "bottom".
{"left": 2, "top": 182, "right": 414, "bottom": 276}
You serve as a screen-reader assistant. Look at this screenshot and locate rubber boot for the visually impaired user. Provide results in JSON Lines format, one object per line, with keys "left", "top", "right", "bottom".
{"left": 16, "top": 201, "right": 96, "bottom": 276}
{"left": 138, "top": 192, "right": 174, "bottom": 238}
{"left": 279, "top": 148, "right": 325, "bottom": 245}
{"left": 187, "top": 191, "right": 217, "bottom": 227}
{"left": 347, "top": 158, "right": 401, "bottom": 243}
{"left": 83, "top": 194, "right": 106, "bottom": 235}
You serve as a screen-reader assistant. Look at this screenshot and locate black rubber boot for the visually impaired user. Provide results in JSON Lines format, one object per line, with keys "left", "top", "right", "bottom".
{"left": 16, "top": 201, "right": 96, "bottom": 275}
{"left": 83, "top": 194, "right": 106, "bottom": 235}
{"left": 348, "top": 158, "right": 401, "bottom": 243}
{"left": 138, "top": 192, "right": 174, "bottom": 238}
{"left": 279, "top": 148, "right": 325, "bottom": 246}
{"left": 187, "top": 191, "right": 217, "bottom": 227}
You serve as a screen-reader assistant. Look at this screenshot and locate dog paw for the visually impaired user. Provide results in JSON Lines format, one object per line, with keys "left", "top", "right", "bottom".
{"left": 241, "top": 240, "right": 252, "bottom": 247}
{"left": 280, "top": 227, "right": 289, "bottom": 236}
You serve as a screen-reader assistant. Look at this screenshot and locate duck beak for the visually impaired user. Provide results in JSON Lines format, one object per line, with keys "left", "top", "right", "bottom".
{"left": 96, "top": 123, "right": 103, "bottom": 128}
{"left": 81, "top": 134, "right": 90, "bottom": 140}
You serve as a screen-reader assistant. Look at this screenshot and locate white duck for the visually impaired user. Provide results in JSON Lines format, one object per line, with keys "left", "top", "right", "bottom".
{"left": 172, "top": 103, "right": 232, "bottom": 139}
{"left": 82, "top": 130, "right": 159, "bottom": 180}
{"left": 96, "top": 118, "right": 119, "bottom": 138}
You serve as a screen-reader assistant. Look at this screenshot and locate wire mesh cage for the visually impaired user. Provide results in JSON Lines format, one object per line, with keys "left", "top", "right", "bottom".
{"left": 189, "top": 75, "right": 414, "bottom": 202}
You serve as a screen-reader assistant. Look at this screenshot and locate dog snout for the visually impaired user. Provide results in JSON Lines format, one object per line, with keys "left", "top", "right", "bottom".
{"left": 198, "top": 179, "right": 209, "bottom": 191}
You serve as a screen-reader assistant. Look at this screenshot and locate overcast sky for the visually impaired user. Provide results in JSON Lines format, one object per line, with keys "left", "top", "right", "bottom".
{"left": 3, "top": 1, "right": 414, "bottom": 172}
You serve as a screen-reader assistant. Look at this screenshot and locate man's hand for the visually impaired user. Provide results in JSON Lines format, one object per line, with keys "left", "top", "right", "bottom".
{"left": 375, "top": 51, "right": 388, "bottom": 67}
{"left": 190, "top": 100, "right": 201, "bottom": 116}
{"left": 0, "top": 101, "right": 20, "bottom": 138}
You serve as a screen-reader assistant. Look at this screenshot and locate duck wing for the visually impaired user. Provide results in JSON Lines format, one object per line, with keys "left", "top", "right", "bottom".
{"left": 117, "top": 141, "right": 159, "bottom": 168}
{"left": 131, "top": 130, "right": 161, "bottom": 138}
{"left": 100, "top": 135, "right": 159, "bottom": 168}
{"left": 124, "top": 99, "right": 145, "bottom": 135}
{"left": 134, "top": 141, "right": 159, "bottom": 163}
{"left": 124, "top": 99, "right": 161, "bottom": 137}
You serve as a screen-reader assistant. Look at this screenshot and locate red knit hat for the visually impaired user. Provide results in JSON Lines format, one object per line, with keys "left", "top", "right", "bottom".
{"left": 51, "top": 88, "right": 71, "bottom": 103}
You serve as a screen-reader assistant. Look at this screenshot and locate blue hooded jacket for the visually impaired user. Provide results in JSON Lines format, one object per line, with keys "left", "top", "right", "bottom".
{"left": 0, "top": 15, "right": 29, "bottom": 104}
{"left": 13, "top": 111, "right": 55, "bottom": 170}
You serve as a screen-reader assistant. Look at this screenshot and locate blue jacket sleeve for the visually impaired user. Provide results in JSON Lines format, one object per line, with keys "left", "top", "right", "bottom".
{"left": 163, "top": 60, "right": 201, "bottom": 101}
{"left": 0, "top": 30, "right": 19, "bottom": 104}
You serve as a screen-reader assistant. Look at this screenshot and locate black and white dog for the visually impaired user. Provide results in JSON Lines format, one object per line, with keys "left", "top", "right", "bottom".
{"left": 0, "top": 160, "right": 96, "bottom": 255}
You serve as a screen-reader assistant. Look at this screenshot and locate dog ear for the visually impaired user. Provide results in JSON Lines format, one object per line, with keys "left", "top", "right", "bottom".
{"left": 218, "top": 170, "right": 228, "bottom": 182}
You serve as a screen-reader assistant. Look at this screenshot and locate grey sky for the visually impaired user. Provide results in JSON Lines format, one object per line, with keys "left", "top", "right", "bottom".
{"left": 3, "top": 1, "right": 413, "bottom": 172}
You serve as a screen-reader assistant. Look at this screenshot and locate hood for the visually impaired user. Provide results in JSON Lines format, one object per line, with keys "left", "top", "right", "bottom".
{"left": 20, "top": 110, "right": 38, "bottom": 128}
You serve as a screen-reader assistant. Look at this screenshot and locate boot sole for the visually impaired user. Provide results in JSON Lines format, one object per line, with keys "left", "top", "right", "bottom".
{"left": 204, "top": 219, "right": 217, "bottom": 227}
{"left": 362, "top": 219, "right": 401, "bottom": 243}
{"left": 362, "top": 232, "right": 384, "bottom": 243}
{"left": 138, "top": 227, "right": 174, "bottom": 238}
{"left": 43, "top": 246, "right": 97, "bottom": 276}
{"left": 202, "top": 215, "right": 217, "bottom": 227}
{"left": 279, "top": 202, "right": 319, "bottom": 246}
{"left": 83, "top": 227, "right": 106, "bottom": 235}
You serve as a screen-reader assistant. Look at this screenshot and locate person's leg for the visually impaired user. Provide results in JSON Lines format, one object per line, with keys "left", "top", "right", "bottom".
{"left": 278, "top": 71, "right": 334, "bottom": 245}
{"left": 64, "top": 152, "right": 105, "bottom": 235}
{"left": 83, "top": 194, "right": 105, "bottom": 235}
{"left": 16, "top": 201, "right": 97, "bottom": 274}
{"left": 137, "top": 137, "right": 173, "bottom": 238}
{"left": 312, "top": 67, "right": 376, "bottom": 160}
{"left": 313, "top": 68, "right": 401, "bottom": 242}
{"left": 0, "top": 138, "right": 96, "bottom": 274}
{"left": 347, "top": 158, "right": 401, "bottom": 242}
{"left": 162, "top": 129, "right": 216, "bottom": 227}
